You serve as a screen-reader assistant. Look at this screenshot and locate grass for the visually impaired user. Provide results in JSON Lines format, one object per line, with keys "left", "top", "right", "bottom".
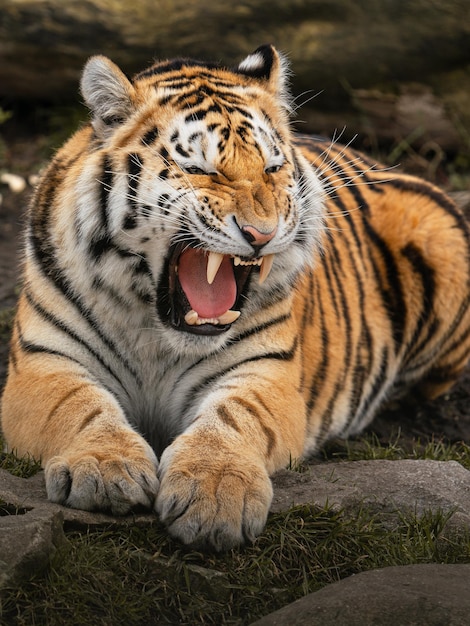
{"left": 323, "top": 431, "right": 470, "bottom": 469}
{"left": 1, "top": 433, "right": 470, "bottom": 625}
{"left": 1, "top": 504, "right": 468, "bottom": 625}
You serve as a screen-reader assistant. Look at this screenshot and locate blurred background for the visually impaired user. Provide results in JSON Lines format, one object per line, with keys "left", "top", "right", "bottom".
{"left": 0, "top": 0, "right": 469, "bottom": 180}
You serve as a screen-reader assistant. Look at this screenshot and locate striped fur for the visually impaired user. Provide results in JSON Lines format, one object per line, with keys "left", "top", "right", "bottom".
{"left": 2, "top": 45, "right": 469, "bottom": 550}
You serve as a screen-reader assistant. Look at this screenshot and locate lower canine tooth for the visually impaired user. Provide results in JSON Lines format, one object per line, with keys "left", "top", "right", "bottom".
{"left": 218, "top": 309, "right": 241, "bottom": 324}
{"left": 184, "top": 310, "right": 199, "bottom": 325}
{"left": 259, "top": 254, "right": 274, "bottom": 284}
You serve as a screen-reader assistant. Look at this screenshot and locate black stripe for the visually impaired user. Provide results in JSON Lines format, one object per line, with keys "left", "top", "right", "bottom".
{"left": 337, "top": 222, "right": 374, "bottom": 421}
{"left": 401, "top": 242, "right": 439, "bottom": 365}
{"left": 124, "top": 153, "right": 142, "bottom": 229}
{"left": 233, "top": 395, "right": 276, "bottom": 457}
{"left": 437, "top": 310, "right": 470, "bottom": 365}
{"left": 327, "top": 142, "right": 385, "bottom": 194}
{"left": 361, "top": 217, "right": 406, "bottom": 351}
{"left": 313, "top": 239, "right": 355, "bottom": 440}
{"left": 17, "top": 317, "right": 85, "bottom": 370}
{"left": 184, "top": 103, "right": 222, "bottom": 122}
{"left": 88, "top": 154, "right": 114, "bottom": 258}
{"left": 99, "top": 155, "right": 113, "bottom": 233}
{"left": 327, "top": 234, "right": 353, "bottom": 367}
{"left": 317, "top": 379, "right": 343, "bottom": 445}
{"left": 321, "top": 241, "right": 340, "bottom": 319}
{"left": 29, "top": 163, "right": 146, "bottom": 386}
{"left": 298, "top": 271, "right": 315, "bottom": 391}
{"left": 307, "top": 282, "right": 329, "bottom": 412}
{"left": 182, "top": 339, "right": 298, "bottom": 416}
{"left": 135, "top": 58, "right": 224, "bottom": 80}
{"left": 229, "top": 312, "right": 292, "bottom": 345}
{"left": 24, "top": 291, "right": 130, "bottom": 389}
{"left": 405, "top": 294, "right": 470, "bottom": 376}
{"left": 141, "top": 127, "right": 160, "bottom": 146}
{"left": 30, "top": 156, "right": 76, "bottom": 280}
{"left": 347, "top": 346, "right": 390, "bottom": 432}
{"left": 169, "top": 312, "right": 293, "bottom": 397}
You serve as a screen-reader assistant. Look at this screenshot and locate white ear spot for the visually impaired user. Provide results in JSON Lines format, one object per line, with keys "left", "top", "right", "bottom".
{"left": 238, "top": 52, "right": 266, "bottom": 73}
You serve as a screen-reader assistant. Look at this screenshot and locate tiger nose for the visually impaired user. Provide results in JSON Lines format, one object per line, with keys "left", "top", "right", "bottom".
{"left": 240, "top": 224, "right": 278, "bottom": 247}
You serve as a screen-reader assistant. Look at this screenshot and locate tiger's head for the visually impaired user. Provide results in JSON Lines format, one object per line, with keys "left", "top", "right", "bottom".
{"left": 79, "top": 45, "right": 324, "bottom": 349}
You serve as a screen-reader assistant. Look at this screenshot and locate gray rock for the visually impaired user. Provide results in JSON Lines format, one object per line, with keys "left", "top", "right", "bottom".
{"left": 251, "top": 564, "right": 470, "bottom": 625}
{"left": 0, "top": 507, "right": 67, "bottom": 588}
{"left": 271, "top": 459, "right": 470, "bottom": 529}
{"left": 0, "top": 468, "right": 155, "bottom": 588}
{"left": 0, "top": 469, "right": 156, "bottom": 528}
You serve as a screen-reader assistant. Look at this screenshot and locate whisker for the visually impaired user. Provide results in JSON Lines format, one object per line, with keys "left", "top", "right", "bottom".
{"left": 291, "top": 89, "right": 324, "bottom": 113}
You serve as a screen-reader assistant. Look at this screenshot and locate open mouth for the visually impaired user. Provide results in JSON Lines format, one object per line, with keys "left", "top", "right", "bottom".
{"left": 156, "top": 243, "right": 274, "bottom": 335}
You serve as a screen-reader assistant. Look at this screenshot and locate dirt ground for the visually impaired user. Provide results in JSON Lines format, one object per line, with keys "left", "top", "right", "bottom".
{"left": 0, "top": 120, "right": 469, "bottom": 451}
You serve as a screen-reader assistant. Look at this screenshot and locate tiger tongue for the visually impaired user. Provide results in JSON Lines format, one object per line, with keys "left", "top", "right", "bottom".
{"left": 178, "top": 248, "right": 237, "bottom": 319}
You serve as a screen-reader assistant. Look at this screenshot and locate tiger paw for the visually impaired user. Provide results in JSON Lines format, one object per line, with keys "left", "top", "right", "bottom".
{"left": 155, "top": 435, "right": 273, "bottom": 551}
{"left": 44, "top": 431, "right": 159, "bottom": 515}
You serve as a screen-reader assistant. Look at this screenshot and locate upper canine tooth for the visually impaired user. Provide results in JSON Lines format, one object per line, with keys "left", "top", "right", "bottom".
{"left": 206, "top": 251, "right": 224, "bottom": 285}
{"left": 259, "top": 254, "right": 275, "bottom": 285}
{"left": 218, "top": 309, "right": 241, "bottom": 324}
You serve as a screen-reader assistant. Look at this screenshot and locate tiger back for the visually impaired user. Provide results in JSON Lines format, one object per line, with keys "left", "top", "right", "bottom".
{"left": 1, "top": 45, "right": 469, "bottom": 550}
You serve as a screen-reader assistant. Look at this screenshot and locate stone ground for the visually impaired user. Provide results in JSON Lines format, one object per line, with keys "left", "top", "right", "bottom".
{"left": 1, "top": 120, "right": 470, "bottom": 624}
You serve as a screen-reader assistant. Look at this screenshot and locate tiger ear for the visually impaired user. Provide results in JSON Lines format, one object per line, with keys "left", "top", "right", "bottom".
{"left": 237, "top": 44, "right": 291, "bottom": 105}
{"left": 80, "top": 55, "right": 135, "bottom": 133}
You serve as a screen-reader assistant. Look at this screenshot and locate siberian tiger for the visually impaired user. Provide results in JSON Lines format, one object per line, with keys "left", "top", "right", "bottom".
{"left": 1, "top": 45, "right": 469, "bottom": 551}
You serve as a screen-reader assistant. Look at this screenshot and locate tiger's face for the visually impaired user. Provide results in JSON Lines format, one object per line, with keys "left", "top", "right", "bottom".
{"left": 80, "top": 45, "right": 324, "bottom": 348}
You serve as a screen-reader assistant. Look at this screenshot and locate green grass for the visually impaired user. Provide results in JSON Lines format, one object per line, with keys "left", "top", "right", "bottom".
{"left": 1, "top": 504, "right": 468, "bottom": 626}
{"left": 0, "top": 449, "right": 41, "bottom": 479}
{"left": 1, "top": 432, "right": 470, "bottom": 625}
{"left": 0, "top": 433, "right": 41, "bottom": 478}
{"left": 324, "top": 432, "right": 470, "bottom": 469}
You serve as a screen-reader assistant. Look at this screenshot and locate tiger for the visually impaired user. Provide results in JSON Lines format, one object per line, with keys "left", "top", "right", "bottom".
{"left": 1, "top": 44, "right": 469, "bottom": 551}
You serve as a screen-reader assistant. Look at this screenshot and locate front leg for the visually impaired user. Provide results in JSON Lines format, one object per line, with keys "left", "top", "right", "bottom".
{"left": 156, "top": 367, "right": 306, "bottom": 550}
{"left": 1, "top": 359, "right": 159, "bottom": 515}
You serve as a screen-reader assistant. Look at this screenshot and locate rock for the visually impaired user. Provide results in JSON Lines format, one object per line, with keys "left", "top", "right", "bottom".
{"left": 271, "top": 460, "right": 470, "bottom": 530}
{"left": 0, "top": 0, "right": 469, "bottom": 152}
{"left": 0, "top": 506, "right": 67, "bottom": 589}
{"left": 251, "top": 564, "right": 470, "bottom": 625}
{"left": 0, "top": 469, "right": 156, "bottom": 529}
{"left": 0, "top": 468, "right": 156, "bottom": 588}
